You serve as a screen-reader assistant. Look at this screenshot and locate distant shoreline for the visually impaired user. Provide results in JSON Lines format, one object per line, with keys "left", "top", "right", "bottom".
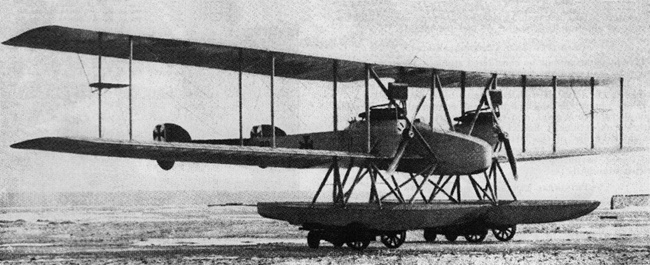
{"left": 0, "top": 190, "right": 313, "bottom": 208}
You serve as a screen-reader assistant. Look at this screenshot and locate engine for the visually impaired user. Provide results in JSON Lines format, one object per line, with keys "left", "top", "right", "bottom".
{"left": 153, "top": 123, "right": 191, "bottom": 170}
{"left": 453, "top": 111, "right": 498, "bottom": 147}
{"left": 453, "top": 90, "right": 503, "bottom": 148}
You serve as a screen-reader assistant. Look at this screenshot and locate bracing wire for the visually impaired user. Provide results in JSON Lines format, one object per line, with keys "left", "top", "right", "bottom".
{"left": 76, "top": 54, "right": 91, "bottom": 86}
{"left": 245, "top": 72, "right": 310, "bottom": 133}
{"left": 137, "top": 45, "right": 224, "bottom": 134}
{"left": 569, "top": 83, "right": 611, "bottom": 116}
{"left": 568, "top": 82, "right": 588, "bottom": 115}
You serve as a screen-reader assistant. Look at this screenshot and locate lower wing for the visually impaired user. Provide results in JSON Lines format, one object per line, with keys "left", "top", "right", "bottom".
{"left": 11, "top": 137, "right": 380, "bottom": 169}
{"left": 497, "top": 147, "right": 647, "bottom": 163}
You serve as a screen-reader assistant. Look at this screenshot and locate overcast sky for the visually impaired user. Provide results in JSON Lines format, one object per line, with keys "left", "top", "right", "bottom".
{"left": 0, "top": 1, "right": 648, "bottom": 202}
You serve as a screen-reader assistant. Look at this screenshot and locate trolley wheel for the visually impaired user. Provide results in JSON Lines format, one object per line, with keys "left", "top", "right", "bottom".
{"left": 464, "top": 230, "right": 488, "bottom": 243}
{"left": 423, "top": 229, "right": 437, "bottom": 242}
{"left": 307, "top": 231, "right": 320, "bottom": 249}
{"left": 380, "top": 231, "right": 406, "bottom": 249}
{"left": 492, "top": 225, "right": 516, "bottom": 242}
{"left": 445, "top": 234, "right": 458, "bottom": 242}
{"left": 344, "top": 223, "right": 371, "bottom": 250}
{"left": 346, "top": 240, "right": 370, "bottom": 250}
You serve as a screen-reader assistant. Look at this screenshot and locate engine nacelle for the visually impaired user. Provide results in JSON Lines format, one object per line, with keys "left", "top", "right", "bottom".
{"left": 153, "top": 123, "right": 192, "bottom": 170}
{"left": 453, "top": 111, "right": 498, "bottom": 148}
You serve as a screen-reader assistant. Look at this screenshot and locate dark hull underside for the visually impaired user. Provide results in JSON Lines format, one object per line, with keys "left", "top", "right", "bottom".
{"left": 257, "top": 200, "right": 600, "bottom": 231}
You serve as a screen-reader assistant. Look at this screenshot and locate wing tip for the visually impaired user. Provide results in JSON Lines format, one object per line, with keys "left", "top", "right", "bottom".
{"left": 10, "top": 137, "right": 59, "bottom": 150}
{"left": 10, "top": 138, "right": 41, "bottom": 149}
{"left": 3, "top": 25, "right": 67, "bottom": 47}
{"left": 2, "top": 37, "right": 19, "bottom": 46}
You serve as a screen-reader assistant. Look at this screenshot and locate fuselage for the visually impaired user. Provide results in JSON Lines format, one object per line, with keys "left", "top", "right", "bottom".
{"left": 233, "top": 117, "right": 493, "bottom": 176}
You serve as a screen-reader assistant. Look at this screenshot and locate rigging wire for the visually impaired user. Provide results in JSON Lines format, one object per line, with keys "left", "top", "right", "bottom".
{"left": 569, "top": 83, "right": 611, "bottom": 116}
{"left": 246, "top": 73, "right": 310, "bottom": 133}
{"left": 294, "top": 80, "right": 327, "bottom": 131}
{"left": 568, "top": 82, "right": 588, "bottom": 115}
{"left": 76, "top": 53, "right": 91, "bottom": 86}
{"left": 137, "top": 45, "right": 223, "bottom": 134}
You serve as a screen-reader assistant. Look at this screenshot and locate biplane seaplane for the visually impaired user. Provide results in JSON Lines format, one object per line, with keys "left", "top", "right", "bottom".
{"left": 8, "top": 25, "right": 628, "bottom": 250}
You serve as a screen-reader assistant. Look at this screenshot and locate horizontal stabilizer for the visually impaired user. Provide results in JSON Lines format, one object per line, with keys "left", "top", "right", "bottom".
{"left": 11, "top": 137, "right": 380, "bottom": 169}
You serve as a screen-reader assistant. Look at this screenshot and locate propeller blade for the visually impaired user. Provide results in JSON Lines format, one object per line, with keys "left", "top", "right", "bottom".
{"left": 408, "top": 95, "right": 437, "bottom": 161}
{"left": 386, "top": 137, "right": 409, "bottom": 176}
{"left": 368, "top": 67, "right": 438, "bottom": 163}
{"left": 386, "top": 96, "right": 427, "bottom": 176}
{"left": 500, "top": 133, "right": 518, "bottom": 180}
{"left": 412, "top": 96, "right": 427, "bottom": 121}
{"left": 410, "top": 123, "right": 437, "bottom": 161}
{"left": 484, "top": 88, "right": 518, "bottom": 180}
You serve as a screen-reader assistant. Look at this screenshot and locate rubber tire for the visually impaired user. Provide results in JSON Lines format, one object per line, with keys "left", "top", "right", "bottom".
{"left": 307, "top": 231, "right": 320, "bottom": 249}
{"left": 464, "top": 230, "right": 488, "bottom": 243}
{"left": 380, "top": 231, "right": 406, "bottom": 249}
{"left": 492, "top": 225, "right": 516, "bottom": 242}
{"left": 423, "top": 229, "right": 437, "bottom": 242}
{"left": 445, "top": 234, "right": 458, "bottom": 242}
{"left": 346, "top": 240, "right": 370, "bottom": 250}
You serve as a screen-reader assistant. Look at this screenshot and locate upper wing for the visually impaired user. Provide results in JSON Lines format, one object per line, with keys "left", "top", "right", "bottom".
{"left": 11, "top": 137, "right": 382, "bottom": 169}
{"left": 3, "top": 25, "right": 596, "bottom": 87}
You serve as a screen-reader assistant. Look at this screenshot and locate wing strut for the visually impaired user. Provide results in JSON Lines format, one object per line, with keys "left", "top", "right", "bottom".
{"left": 521, "top": 75, "right": 527, "bottom": 152}
{"left": 467, "top": 77, "right": 495, "bottom": 135}
{"left": 590, "top": 77, "right": 595, "bottom": 149}
{"left": 429, "top": 70, "right": 435, "bottom": 127}
{"left": 98, "top": 32, "right": 103, "bottom": 138}
{"left": 270, "top": 54, "right": 276, "bottom": 148}
{"left": 128, "top": 36, "right": 133, "bottom": 140}
{"left": 619, "top": 77, "right": 624, "bottom": 149}
{"left": 365, "top": 64, "right": 371, "bottom": 153}
{"left": 460, "top": 71, "right": 466, "bottom": 114}
{"left": 90, "top": 32, "right": 133, "bottom": 140}
{"left": 238, "top": 48, "right": 244, "bottom": 146}
{"left": 552, "top": 75, "right": 557, "bottom": 152}
{"left": 433, "top": 70, "right": 454, "bottom": 131}
{"left": 333, "top": 60, "right": 339, "bottom": 132}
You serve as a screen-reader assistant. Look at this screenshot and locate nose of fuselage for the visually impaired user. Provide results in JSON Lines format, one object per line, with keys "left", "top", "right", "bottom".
{"left": 412, "top": 123, "right": 493, "bottom": 175}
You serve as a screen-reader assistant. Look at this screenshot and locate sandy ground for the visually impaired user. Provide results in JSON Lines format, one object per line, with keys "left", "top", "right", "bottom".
{"left": 0, "top": 205, "right": 649, "bottom": 264}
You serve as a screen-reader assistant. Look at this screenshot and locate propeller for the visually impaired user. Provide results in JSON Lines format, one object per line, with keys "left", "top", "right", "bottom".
{"left": 368, "top": 67, "right": 438, "bottom": 178}
{"left": 498, "top": 128, "right": 518, "bottom": 180}
{"left": 385, "top": 96, "right": 427, "bottom": 176}
{"left": 483, "top": 91, "right": 518, "bottom": 180}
